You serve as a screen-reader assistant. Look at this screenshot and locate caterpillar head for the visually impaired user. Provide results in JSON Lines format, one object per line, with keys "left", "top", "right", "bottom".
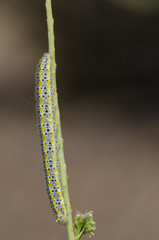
{"left": 57, "top": 213, "right": 69, "bottom": 225}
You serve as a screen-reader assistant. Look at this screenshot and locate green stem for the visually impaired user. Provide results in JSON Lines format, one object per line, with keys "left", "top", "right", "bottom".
{"left": 45, "top": 1, "right": 75, "bottom": 240}
{"left": 75, "top": 228, "right": 85, "bottom": 240}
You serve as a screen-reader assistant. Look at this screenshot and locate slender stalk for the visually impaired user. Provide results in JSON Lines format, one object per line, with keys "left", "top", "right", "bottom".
{"left": 45, "top": 1, "right": 75, "bottom": 240}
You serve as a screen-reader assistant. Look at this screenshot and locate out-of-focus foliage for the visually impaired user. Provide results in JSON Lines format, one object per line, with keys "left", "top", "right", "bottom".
{"left": 1, "top": 0, "right": 159, "bottom": 105}
{"left": 107, "top": 0, "right": 159, "bottom": 14}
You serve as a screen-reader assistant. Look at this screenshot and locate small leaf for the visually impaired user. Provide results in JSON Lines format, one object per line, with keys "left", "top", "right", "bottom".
{"left": 74, "top": 211, "right": 96, "bottom": 239}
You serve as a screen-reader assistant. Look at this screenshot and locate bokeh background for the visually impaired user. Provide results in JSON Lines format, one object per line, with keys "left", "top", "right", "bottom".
{"left": 0, "top": 0, "right": 159, "bottom": 239}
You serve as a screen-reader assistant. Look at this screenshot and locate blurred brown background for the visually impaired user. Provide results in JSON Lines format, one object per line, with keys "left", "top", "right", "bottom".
{"left": 0, "top": 0, "right": 159, "bottom": 239}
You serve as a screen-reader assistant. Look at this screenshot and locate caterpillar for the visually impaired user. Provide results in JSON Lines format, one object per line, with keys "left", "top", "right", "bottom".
{"left": 35, "top": 53, "right": 68, "bottom": 225}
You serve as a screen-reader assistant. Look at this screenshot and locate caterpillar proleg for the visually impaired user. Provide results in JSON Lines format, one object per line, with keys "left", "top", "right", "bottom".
{"left": 35, "top": 53, "right": 68, "bottom": 225}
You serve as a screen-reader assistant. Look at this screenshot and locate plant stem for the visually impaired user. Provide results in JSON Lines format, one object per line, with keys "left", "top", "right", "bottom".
{"left": 45, "top": 1, "right": 75, "bottom": 240}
